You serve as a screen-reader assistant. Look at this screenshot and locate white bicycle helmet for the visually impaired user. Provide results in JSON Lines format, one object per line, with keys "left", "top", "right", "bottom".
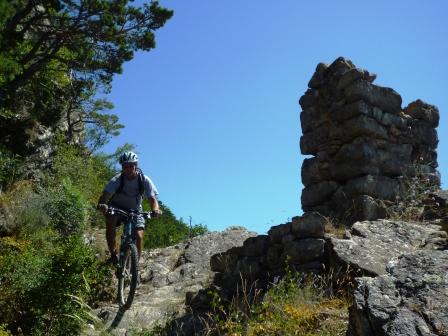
{"left": 119, "top": 151, "right": 138, "bottom": 165}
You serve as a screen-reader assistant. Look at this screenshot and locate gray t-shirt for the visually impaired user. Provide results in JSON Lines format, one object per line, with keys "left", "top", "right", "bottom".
{"left": 104, "top": 173, "right": 159, "bottom": 210}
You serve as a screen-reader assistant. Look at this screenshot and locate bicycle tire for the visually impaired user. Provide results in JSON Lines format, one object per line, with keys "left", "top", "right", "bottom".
{"left": 117, "top": 243, "right": 139, "bottom": 309}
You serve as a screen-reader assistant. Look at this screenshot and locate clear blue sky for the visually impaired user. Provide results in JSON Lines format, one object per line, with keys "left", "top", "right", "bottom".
{"left": 105, "top": 0, "right": 448, "bottom": 234}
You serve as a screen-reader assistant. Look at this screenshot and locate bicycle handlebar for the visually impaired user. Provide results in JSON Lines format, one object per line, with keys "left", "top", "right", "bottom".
{"left": 106, "top": 206, "right": 153, "bottom": 220}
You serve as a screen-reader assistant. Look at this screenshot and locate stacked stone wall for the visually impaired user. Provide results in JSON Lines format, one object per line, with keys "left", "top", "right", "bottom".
{"left": 300, "top": 57, "right": 440, "bottom": 224}
{"left": 209, "top": 212, "right": 326, "bottom": 293}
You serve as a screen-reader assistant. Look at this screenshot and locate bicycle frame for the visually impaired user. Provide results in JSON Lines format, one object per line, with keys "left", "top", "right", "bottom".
{"left": 107, "top": 207, "right": 151, "bottom": 309}
{"left": 121, "top": 213, "right": 138, "bottom": 246}
{"left": 109, "top": 207, "right": 149, "bottom": 230}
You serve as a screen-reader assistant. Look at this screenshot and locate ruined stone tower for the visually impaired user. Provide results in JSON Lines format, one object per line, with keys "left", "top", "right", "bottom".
{"left": 299, "top": 57, "right": 440, "bottom": 224}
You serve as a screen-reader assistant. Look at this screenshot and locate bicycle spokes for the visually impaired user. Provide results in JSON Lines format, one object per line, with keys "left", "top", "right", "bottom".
{"left": 117, "top": 243, "right": 139, "bottom": 309}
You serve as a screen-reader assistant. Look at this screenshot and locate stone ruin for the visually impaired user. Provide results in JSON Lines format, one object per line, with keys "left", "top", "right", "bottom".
{"left": 299, "top": 57, "right": 440, "bottom": 224}
{"left": 195, "top": 57, "right": 443, "bottom": 298}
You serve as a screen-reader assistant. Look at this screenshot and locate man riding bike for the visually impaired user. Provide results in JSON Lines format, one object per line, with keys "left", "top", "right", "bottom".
{"left": 97, "top": 151, "right": 162, "bottom": 264}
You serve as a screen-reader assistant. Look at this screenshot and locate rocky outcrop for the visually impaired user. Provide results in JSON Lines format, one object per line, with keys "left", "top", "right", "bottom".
{"left": 0, "top": 114, "right": 84, "bottom": 183}
{"left": 328, "top": 220, "right": 448, "bottom": 276}
{"left": 19, "top": 123, "right": 56, "bottom": 181}
{"left": 300, "top": 57, "right": 440, "bottom": 224}
{"left": 90, "top": 227, "right": 256, "bottom": 335}
{"left": 328, "top": 218, "right": 448, "bottom": 336}
{"left": 348, "top": 250, "right": 448, "bottom": 336}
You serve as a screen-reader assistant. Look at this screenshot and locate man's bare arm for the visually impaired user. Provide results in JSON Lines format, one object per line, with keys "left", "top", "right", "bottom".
{"left": 149, "top": 196, "right": 162, "bottom": 216}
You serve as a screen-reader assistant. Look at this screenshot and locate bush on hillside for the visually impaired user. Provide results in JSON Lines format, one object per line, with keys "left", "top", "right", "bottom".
{"left": 44, "top": 179, "right": 89, "bottom": 236}
{"left": 0, "top": 146, "right": 21, "bottom": 192}
{"left": 50, "top": 142, "right": 115, "bottom": 203}
{"left": 0, "top": 143, "right": 116, "bottom": 335}
{"left": 0, "top": 231, "right": 111, "bottom": 335}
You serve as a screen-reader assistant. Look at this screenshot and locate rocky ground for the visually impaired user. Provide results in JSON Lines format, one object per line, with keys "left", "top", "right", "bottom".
{"left": 329, "top": 219, "right": 448, "bottom": 336}
{"left": 83, "top": 217, "right": 448, "bottom": 336}
{"left": 84, "top": 226, "right": 256, "bottom": 335}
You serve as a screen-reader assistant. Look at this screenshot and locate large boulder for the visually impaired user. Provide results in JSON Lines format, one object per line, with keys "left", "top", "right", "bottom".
{"left": 348, "top": 250, "right": 448, "bottom": 336}
{"left": 327, "top": 219, "right": 447, "bottom": 276}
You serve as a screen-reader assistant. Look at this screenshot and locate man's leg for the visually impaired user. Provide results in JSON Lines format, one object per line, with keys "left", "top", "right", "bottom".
{"left": 136, "top": 228, "right": 144, "bottom": 259}
{"left": 106, "top": 215, "right": 119, "bottom": 260}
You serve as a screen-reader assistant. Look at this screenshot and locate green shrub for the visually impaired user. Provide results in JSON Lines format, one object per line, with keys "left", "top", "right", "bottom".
{"left": 13, "top": 192, "right": 50, "bottom": 234}
{"left": 144, "top": 202, "right": 208, "bottom": 249}
{"left": 0, "top": 145, "right": 21, "bottom": 192}
{"left": 50, "top": 143, "right": 115, "bottom": 204}
{"left": 0, "top": 180, "right": 39, "bottom": 235}
{"left": 44, "top": 179, "right": 89, "bottom": 236}
{"left": 48, "top": 143, "right": 118, "bottom": 229}
{"left": 0, "top": 231, "right": 112, "bottom": 335}
{"left": 0, "top": 324, "right": 12, "bottom": 336}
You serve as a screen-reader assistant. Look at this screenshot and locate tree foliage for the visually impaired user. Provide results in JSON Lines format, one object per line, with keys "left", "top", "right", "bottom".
{"left": 144, "top": 201, "right": 208, "bottom": 249}
{"left": 0, "top": 0, "right": 173, "bottom": 154}
{"left": 0, "top": 0, "right": 173, "bottom": 97}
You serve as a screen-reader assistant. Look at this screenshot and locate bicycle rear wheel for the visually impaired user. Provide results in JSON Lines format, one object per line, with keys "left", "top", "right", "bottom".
{"left": 117, "top": 243, "right": 139, "bottom": 309}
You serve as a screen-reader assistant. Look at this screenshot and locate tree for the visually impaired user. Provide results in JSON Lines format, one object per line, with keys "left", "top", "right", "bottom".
{"left": 0, "top": 0, "right": 173, "bottom": 154}
{"left": 144, "top": 201, "right": 209, "bottom": 249}
{"left": 0, "top": 0, "right": 173, "bottom": 99}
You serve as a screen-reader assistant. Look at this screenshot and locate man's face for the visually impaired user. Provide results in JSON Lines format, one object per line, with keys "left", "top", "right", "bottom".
{"left": 122, "top": 163, "right": 137, "bottom": 179}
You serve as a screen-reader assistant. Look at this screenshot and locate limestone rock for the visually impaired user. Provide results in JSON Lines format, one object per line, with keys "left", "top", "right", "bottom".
{"left": 344, "top": 80, "right": 402, "bottom": 115}
{"left": 343, "top": 175, "right": 400, "bottom": 201}
{"left": 302, "top": 180, "right": 339, "bottom": 209}
{"left": 349, "top": 195, "right": 387, "bottom": 222}
{"left": 210, "top": 246, "right": 241, "bottom": 273}
{"left": 328, "top": 219, "right": 447, "bottom": 276}
{"left": 348, "top": 250, "right": 448, "bottom": 336}
{"left": 291, "top": 212, "right": 325, "bottom": 238}
{"left": 308, "top": 62, "right": 329, "bottom": 88}
{"left": 242, "top": 235, "right": 270, "bottom": 257}
{"left": 281, "top": 238, "right": 325, "bottom": 264}
{"left": 268, "top": 222, "right": 291, "bottom": 243}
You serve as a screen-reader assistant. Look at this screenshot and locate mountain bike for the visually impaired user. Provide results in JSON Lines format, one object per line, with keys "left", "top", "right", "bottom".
{"left": 107, "top": 207, "right": 152, "bottom": 310}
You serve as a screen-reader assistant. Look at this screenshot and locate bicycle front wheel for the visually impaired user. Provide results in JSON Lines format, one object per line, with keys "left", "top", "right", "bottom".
{"left": 117, "top": 243, "right": 139, "bottom": 309}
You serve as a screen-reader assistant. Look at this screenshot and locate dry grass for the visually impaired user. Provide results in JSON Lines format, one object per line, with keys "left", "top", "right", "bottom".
{"left": 323, "top": 216, "right": 347, "bottom": 238}
{"left": 204, "top": 271, "right": 350, "bottom": 336}
{"left": 386, "top": 169, "right": 439, "bottom": 222}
